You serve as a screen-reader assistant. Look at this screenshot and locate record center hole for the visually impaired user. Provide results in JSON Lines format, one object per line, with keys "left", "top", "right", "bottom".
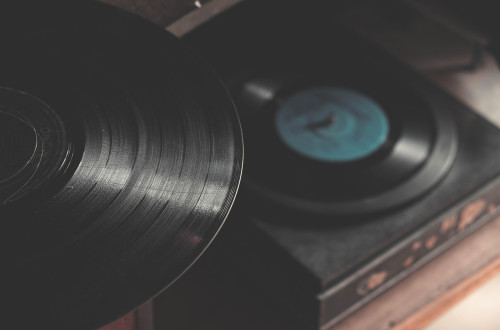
{"left": 306, "top": 112, "right": 336, "bottom": 131}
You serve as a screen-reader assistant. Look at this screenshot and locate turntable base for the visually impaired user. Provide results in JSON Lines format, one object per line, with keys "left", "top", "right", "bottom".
{"left": 180, "top": 0, "right": 500, "bottom": 328}
{"left": 153, "top": 216, "right": 500, "bottom": 330}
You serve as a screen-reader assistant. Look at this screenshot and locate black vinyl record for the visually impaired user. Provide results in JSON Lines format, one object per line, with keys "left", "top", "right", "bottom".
{"left": 0, "top": 1, "right": 242, "bottom": 329}
{"left": 235, "top": 59, "right": 457, "bottom": 218}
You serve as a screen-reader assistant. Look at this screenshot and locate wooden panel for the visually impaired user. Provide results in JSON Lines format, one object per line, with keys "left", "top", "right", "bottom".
{"left": 99, "top": 0, "right": 195, "bottom": 26}
{"left": 98, "top": 0, "right": 242, "bottom": 36}
{"left": 100, "top": 301, "right": 154, "bottom": 330}
{"left": 396, "top": 258, "right": 500, "bottom": 329}
{"left": 333, "top": 216, "right": 500, "bottom": 330}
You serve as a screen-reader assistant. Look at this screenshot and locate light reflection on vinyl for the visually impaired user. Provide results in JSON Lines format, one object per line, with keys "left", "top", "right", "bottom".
{"left": 0, "top": 1, "right": 243, "bottom": 329}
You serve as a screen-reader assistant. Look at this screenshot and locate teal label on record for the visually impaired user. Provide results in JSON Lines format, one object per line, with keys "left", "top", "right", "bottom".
{"left": 275, "top": 87, "right": 389, "bottom": 162}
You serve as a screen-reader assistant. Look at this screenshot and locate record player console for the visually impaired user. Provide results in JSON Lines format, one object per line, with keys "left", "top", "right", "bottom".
{"left": 3, "top": 0, "right": 500, "bottom": 329}
{"left": 181, "top": 1, "right": 500, "bottom": 328}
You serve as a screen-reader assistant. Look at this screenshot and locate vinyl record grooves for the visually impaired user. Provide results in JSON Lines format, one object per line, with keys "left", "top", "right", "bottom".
{"left": 235, "top": 61, "right": 457, "bottom": 219}
{"left": 0, "top": 1, "right": 243, "bottom": 329}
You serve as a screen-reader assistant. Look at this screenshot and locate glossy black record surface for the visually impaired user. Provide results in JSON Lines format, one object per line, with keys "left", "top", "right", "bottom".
{"left": 0, "top": 1, "right": 242, "bottom": 329}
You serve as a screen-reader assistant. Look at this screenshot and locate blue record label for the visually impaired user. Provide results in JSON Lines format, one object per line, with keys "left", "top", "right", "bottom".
{"left": 275, "top": 87, "right": 389, "bottom": 162}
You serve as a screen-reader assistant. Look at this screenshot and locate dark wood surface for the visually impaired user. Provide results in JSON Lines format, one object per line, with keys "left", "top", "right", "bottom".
{"left": 99, "top": 0, "right": 195, "bottom": 26}
{"left": 99, "top": 0, "right": 242, "bottom": 36}
{"left": 149, "top": 213, "right": 500, "bottom": 330}
{"left": 100, "top": 301, "right": 154, "bottom": 330}
{"left": 152, "top": 243, "right": 302, "bottom": 330}
{"left": 334, "top": 215, "right": 500, "bottom": 330}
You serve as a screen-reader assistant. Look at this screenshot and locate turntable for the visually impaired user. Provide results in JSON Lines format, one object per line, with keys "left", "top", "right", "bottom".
{"left": 3, "top": 0, "right": 500, "bottom": 329}
{"left": 178, "top": 0, "right": 500, "bottom": 328}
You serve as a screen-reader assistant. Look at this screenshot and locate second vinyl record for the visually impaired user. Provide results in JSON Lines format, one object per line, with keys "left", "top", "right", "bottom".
{"left": 234, "top": 59, "right": 457, "bottom": 218}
